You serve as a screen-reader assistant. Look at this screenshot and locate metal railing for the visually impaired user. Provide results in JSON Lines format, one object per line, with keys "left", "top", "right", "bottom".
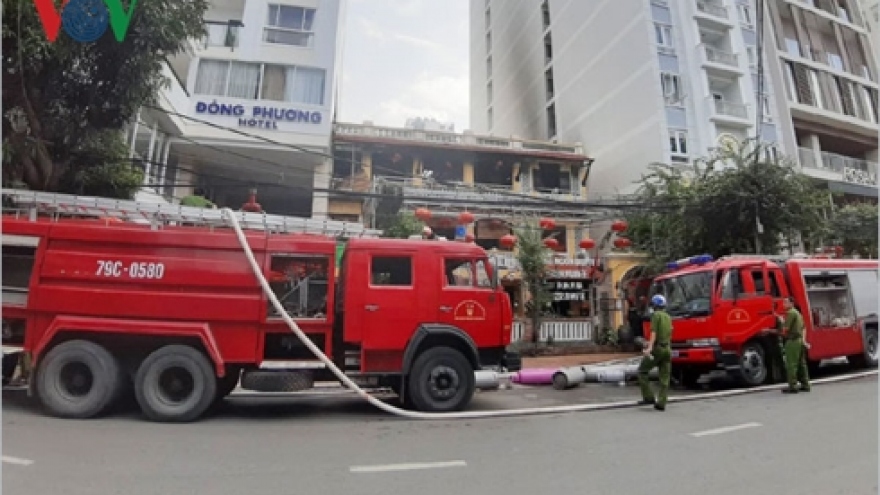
{"left": 703, "top": 45, "right": 739, "bottom": 67}
{"left": 334, "top": 122, "right": 585, "bottom": 155}
{"left": 695, "top": 0, "right": 729, "bottom": 19}
{"left": 710, "top": 98, "right": 749, "bottom": 119}
{"left": 511, "top": 320, "right": 593, "bottom": 342}
{"left": 797, "top": 147, "right": 879, "bottom": 186}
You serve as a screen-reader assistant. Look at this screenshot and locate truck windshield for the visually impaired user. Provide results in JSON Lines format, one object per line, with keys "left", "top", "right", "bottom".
{"left": 650, "top": 271, "right": 712, "bottom": 317}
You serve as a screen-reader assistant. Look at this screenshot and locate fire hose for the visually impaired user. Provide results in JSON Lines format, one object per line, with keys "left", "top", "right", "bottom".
{"left": 221, "top": 208, "right": 878, "bottom": 420}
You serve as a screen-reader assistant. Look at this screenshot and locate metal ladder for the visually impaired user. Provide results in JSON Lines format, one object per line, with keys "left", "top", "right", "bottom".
{"left": 1, "top": 188, "right": 383, "bottom": 238}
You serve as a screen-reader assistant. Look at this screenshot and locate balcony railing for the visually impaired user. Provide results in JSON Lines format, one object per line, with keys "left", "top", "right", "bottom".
{"left": 201, "top": 22, "right": 241, "bottom": 49}
{"left": 334, "top": 122, "right": 585, "bottom": 156}
{"left": 703, "top": 45, "right": 739, "bottom": 67}
{"left": 797, "top": 147, "right": 878, "bottom": 186}
{"left": 710, "top": 98, "right": 749, "bottom": 119}
{"left": 695, "top": 0, "right": 729, "bottom": 19}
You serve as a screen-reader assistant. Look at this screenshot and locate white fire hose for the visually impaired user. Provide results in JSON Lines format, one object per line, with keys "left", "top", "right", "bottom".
{"left": 221, "top": 209, "right": 878, "bottom": 420}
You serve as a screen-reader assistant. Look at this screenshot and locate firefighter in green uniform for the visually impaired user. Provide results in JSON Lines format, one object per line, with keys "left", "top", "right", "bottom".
{"left": 638, "top": 294, "right": 673, "bottom": 411}
{"left": 777, "top": 297, "right": 811, "bottom": 393}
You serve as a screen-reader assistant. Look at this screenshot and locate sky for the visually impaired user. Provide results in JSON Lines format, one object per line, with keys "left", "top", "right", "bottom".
{"left": 337, "top": 0, "right": 471, "bottom": 131}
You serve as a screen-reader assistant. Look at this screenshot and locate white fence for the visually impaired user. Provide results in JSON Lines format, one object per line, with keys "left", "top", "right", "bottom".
{"left": 511, "top": 320, "right": 593, "bottom": 342}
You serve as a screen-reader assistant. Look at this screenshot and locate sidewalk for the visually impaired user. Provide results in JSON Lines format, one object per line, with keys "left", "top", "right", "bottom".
{"left": 521, "top": 353, "right": 640, "bottom": 370}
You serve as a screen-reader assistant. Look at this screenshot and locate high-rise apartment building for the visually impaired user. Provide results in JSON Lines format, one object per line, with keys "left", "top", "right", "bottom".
{"left": 470, "top": 0, "right": 878, "bottom": 200}
{"left": 129, "top": 0, "right": 348, "bottom": 217}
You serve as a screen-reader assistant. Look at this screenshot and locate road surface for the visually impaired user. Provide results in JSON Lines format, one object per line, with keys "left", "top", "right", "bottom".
{"left": 2, "top": 371, "right": 876, "bottom": 495}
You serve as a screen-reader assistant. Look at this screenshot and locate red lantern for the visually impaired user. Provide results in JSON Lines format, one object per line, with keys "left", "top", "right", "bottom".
{"left": 464, "top": 233, "right": 475, "bottom": 243}
{"left": 543, "top": 238, "right": 559, "bottom": 249}
{"left": 613, "top": 237, "right": 632, "bottom": 249}
{"left": 579, "top": 238, "right": 596, "bottom": 250}
{"left": 611, "top": 220, "right": 628, "bottom": 233}
{"left": 459, "top": 211, "right": 475, "bottom": 225}
{"left": 500, "top": 234, "right": 517, "bottom": 249}
{"left": 539, "top": 217, "right": 556, "bottom": 230}
{"left": 415, "top": 208, "right": 432, "bottom": 221}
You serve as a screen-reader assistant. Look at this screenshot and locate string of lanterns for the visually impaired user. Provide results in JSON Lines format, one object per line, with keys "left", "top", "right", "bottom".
{"left": 411, "top": 207, "right": 632, "bottom": 252}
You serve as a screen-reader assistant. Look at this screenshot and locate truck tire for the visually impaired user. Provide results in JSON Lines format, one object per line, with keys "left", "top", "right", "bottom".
{"left": 406, "top": 346, "right": 475, "bottom": 413}
{"left": 36, "top": 340, "right": 122, "bottom": 419}
{"left": 737, "top": 341, "right": 769, "bottom": 387}
{"left": 850, "top": 328, "right": 878, "bottom": 369}
{"left": 134, "top": 345, "right": 217, "bottom": 423}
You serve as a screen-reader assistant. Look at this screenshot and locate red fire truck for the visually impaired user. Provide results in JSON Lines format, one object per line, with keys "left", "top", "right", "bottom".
{"left": 645, "top": 254, "right": 878, "bottom": 387}
{"left": 1, "top": 189, "right": 519, "bottom": 422}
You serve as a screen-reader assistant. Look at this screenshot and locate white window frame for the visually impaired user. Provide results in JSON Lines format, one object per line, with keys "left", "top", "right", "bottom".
{"left": 861, "top": 86, "right": 877, "bottom": 123}
{"left": 660, "top": 72, "right": 683, "bottom": 104}
{"left": 746, "top": 46, "right": 757, "bottom": 68}
{"left": 808, "top": 69, "right": 825, "bottom": 109}
{"left": 654, "top": 23, "right": 674, "bottom": 54}
{"left": 194, "top": 59, "right": 326, "bottom": 105}
{"left": 759, "top": 93, "right": 772, "bottom": 121}
{"left": 264, "top": 4, "right": 316, "bottom": 48}
{"left": 738, "top": 4, "right": 754, "bottom": 29}
{"left": 669, "top": 129, "right": 688, "bottom": 157}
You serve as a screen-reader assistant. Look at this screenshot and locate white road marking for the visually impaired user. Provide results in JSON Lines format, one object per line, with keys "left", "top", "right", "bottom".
{"left": 690, "top": 422, "right": 763, "bottom": 438}
{"left": 2, "top": 455, "right": 35, "bottom": 466}
{"left": 349, "top": 460, "right": 467, "bottom": 473}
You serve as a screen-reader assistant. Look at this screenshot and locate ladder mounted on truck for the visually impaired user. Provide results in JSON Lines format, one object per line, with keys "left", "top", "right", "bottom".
{"left": 1, "top": 188, "right": 383, "bottom": 238}
{"left": 718, "top": 253, "right": 812, "bottom": 263}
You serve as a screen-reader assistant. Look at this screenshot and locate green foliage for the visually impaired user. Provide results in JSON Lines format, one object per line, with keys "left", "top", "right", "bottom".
{"left": 624, "top": 140, "right": 830, "bottom": 264}
{"left": 2, "top": 0, "right": 208, "bottom": 197}
{"left": 380, "top": 212, "right": 423, "bottom": 238}
{"left": 829, "top": 203, "right": 878, "bottom": 258}
{"left": 514, "top": 221, "right": 551, "bottom": 343}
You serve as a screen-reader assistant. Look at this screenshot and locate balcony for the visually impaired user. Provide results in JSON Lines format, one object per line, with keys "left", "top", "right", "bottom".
{"left": 371, "top": 177, "right": 599, "bottom": 220}
{"left": 334, "top": 122, "right": 585, "bottom": 155}
{"left": 797, "top": 147, "right": 878, "bottom": 187}
{"left": 706, "top": 97, "right": 751, "bottom": 127}
{"left": 700, "top": 45, "right": 742, "bottom": 75}
{"left": 694, "top": 0, "right": 734, "bottom": 28}
{"left": 200, "top": 21, "right": 242, "bottom": 50}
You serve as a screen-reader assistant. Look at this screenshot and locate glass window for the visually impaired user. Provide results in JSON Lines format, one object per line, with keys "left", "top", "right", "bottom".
{"left": 265, "top": 4, "right": 316, "bottom": 47}
{"left": 750, "top": 269, "right": 766, "bottom": 295}
{"left": 371, "top": 256, "right": 412, "bottom": 286}
{"left": 651, "top": 271, "right": 712, "bottom": 316}
{"left": 445, "top": 259, "right": 474, "bottom": 287}
{"left": 475, "top": 260, "right": 493, "bottom": 288}
{"left": 719, "top": 269, "right": 742, "bottom": 300}
{"left": 267, "top": 255, "right": 329, "bottom": 319}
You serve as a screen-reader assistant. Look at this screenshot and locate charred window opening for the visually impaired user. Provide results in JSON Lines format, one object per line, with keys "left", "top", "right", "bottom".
{"left": 533, "top": 162, "right": 571, "bottom": 193}
{"left": 331, "top": 146, "right": 366, "bottom": 191}
{"left": 267, "top": 255, "right": 330, "bottom": 319}
{"left": 372, "top": 150, "right": 414, "bottom": 178}
{"left": 474, "top": 157, "right": 513, "bottom": 186}
{"left": 422, "top": 153, "right": 464, "bottom": 183}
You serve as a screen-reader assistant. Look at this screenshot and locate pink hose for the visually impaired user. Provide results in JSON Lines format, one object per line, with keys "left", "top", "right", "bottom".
{"left": 513, "top": 368, "right": 557, "bottom": 385}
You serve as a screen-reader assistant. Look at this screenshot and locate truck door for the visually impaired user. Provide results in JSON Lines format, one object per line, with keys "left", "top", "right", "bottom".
{"left": 347, "top": 252, "right": 424, "bottom": 354}
{"left": 713, "top": 265, "right": 775, "bottom": 344}
{"left": 436, "top": 257, "right": 500, "bottom": 348}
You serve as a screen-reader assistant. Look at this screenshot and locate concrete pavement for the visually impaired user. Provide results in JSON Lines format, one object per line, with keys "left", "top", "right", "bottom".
{"left": 2, "top": 371, "right": 877, "bottom": 495}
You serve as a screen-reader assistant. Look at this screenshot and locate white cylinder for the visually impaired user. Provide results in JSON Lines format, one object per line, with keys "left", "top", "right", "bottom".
{"left": 552, "top": 366, "right": 588, "bottom": 390}
{"left": 475, "top": 370, "right": 500, "bottom": 390}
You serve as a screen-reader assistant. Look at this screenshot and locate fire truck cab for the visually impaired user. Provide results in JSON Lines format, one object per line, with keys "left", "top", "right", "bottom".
{"left": 1, "top": 189, "right": 519, "bottom": 422}
{"left": 646, "top": 254, "right": 878, "bottom": 387}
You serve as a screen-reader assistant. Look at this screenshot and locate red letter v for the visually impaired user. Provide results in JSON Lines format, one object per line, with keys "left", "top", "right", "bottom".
{"left": 33, "top": 0, "right": 70, "bottom": 42}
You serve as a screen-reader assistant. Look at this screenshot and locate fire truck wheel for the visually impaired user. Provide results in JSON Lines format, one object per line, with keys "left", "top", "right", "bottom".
{"left": 407, "top": 346, "right": 476, "bottom": 413}
{"left": 134, "top": 345, "right": 217, "bottom": 423}
{"left": 737, "top": 341, "right": 769, "bottom": 387}
{"left": 850, "top": 328, "right": 878, "bottom": 369}
{"left": 36, "top": 340, "right": 122, "bottom": 419}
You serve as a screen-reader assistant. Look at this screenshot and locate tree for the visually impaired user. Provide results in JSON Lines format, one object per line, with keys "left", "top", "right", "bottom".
{"left": 514, "top": 221, "right": 551, "bottom": 349}
{"left": 2, "top": 0, "right": 208, "bottom": 198}
{"left": 625, "top": 140, "right": 829, "bottom": 264}
{"left": 381, "top": 212, "right": 423, "bottom": 239}
{"left": 829, "top": 203, "right": 878, "bottom": 258}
